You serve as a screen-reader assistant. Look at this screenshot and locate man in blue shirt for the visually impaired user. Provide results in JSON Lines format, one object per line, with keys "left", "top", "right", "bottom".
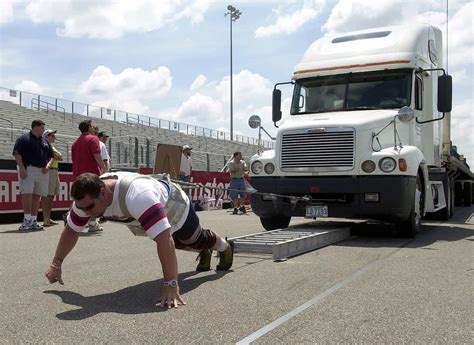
{"left": 13, "top": 119, "right": 53, "bottom": 231}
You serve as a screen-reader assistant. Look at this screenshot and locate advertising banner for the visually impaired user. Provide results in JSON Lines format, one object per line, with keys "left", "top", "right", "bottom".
{"left": 0, "top": 159, "right": 248, "bottom": 223}
{"left": 0, "top": 169, "right": 75, "bottom": 214}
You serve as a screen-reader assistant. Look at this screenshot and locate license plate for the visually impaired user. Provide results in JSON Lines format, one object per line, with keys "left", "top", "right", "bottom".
{"left": 305, "top": 205, "right": 328, "bottom": 218}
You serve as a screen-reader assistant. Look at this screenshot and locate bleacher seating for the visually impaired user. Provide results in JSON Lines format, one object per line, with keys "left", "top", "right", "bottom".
{"left": 0, "top": 100, "right": 262, "bottom": 171}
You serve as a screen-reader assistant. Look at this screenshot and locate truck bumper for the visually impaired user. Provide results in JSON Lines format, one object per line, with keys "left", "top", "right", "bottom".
{"left": 250, "top": 176, "right": 416, "bottom": 222}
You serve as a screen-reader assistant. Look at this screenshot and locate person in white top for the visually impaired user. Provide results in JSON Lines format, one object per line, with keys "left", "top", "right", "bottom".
{"left": 44, "top": 172, "right": 233, "bottom": 309}
{"left": 179, "top": 145, "right": 192, "bottom": 182}
{"left": 98, "top": 132, "right": 111, "bottom": 172}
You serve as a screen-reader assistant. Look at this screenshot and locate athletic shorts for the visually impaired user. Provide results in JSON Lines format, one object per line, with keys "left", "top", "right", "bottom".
{"left": 229, "top": 178, "right": 246, "bottom": 199}
{"left": 18, "top": 166, "right": 49, "bottom": 197}
{"left": 47, "top": 169, "right": 60, "bottom": 196}
{"left": 173, "top": 203, "right": 199, "bottom": 241}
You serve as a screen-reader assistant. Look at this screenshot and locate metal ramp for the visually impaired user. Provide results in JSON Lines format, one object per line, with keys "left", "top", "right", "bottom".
{"left": 229, "top": 222, "right": 351, "bottom": 261}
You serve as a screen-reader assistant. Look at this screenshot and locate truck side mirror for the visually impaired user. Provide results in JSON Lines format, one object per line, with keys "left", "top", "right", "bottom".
{"left": 272, "top": 89, "right": 282, "bottom": 123}
{"left": 438, "top": 74, "right": 452, "bottom": 113}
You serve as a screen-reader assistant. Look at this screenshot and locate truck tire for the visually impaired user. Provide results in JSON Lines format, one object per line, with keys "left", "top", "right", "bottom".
{"left": 396, "top": 174, "right": 423, "bottom": 238}
{"left": 463, "top": 182, "right": 472, "bottom": 206}
{"left": 260, "top": 215, "right": 291, "bottom": 231}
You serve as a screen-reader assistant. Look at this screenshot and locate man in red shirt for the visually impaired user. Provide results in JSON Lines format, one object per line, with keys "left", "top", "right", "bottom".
{"left": 71, "top": 120, "right": 106, "bottom": 232}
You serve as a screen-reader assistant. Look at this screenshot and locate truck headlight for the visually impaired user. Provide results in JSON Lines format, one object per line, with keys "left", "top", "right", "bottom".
{"left": 361, "top": 160, "right": 376, "bottom": 173}
{"left": 251, "top": 161, "right": 263, "bottom": 174}
{"left": 264, "top": 163, "right": 275, "bottom": 174}
{"left": 379, "top": 157, "right": 396, "bottom": 172}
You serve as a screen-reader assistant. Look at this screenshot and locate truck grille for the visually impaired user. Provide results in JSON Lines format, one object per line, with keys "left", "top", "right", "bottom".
{"left": 280, "top": 128, "right": 355, "bottom": 171}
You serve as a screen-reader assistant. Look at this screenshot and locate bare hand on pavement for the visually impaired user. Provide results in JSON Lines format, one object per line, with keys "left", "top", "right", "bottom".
{"left": 45, "top": 266, "right": 64, "bottom": 285}
{"left": 157, "top": 285, "right": 186, "bottom": 309}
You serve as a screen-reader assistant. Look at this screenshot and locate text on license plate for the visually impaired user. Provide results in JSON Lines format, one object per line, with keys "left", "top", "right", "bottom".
{"left": 305, "top": 205, "right": 328, "bottom": 218}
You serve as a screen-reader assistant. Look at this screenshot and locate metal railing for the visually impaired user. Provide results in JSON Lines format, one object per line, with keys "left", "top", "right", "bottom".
{"left": 31, "top": 98, "right": 66, "bottom": 119}
{"left": 0, "top": 126, "right": 250, "bottom": 172}
{"left": 0, "top": 86, "right": 274, "bottom": 149}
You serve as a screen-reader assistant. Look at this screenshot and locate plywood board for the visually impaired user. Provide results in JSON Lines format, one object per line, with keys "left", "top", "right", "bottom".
{"left": 154, "top": 144, "right": 182, "bottom": 178}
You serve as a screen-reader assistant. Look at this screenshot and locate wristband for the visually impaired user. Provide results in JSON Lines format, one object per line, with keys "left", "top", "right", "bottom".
{"left": 50, "top": 263, "right": 61, "bottom": 270}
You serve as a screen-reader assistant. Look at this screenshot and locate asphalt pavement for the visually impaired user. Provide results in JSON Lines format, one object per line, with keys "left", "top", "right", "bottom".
{"left": 1, "top": 206, "right": 473, "bottom": 344}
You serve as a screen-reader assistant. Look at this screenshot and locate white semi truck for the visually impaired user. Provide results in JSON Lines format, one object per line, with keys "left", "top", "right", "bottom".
{"left": 249, "top": 24, "right": 473, "bottom": 236}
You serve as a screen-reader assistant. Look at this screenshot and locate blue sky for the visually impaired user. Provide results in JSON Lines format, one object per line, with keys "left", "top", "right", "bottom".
{"left": 0, "top": 0, "right": 472, "bottom": 163}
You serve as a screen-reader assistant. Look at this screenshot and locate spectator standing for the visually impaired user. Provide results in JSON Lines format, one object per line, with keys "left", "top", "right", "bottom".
{"left": 13, "top": 119, "right": 53, "bottom": 231}
{"left": 44, "top": 172, "right": 234, "bottom": 308}
{"left": 71, "top": 120, "right": 106, "bottom": 232}
{"left": 227, "top": 151, "right": 249, "bottom": 215}
{"left": 41, "top": 129, "right": 63, "bottom": 227}
{"left": 98, "top": 132, "right": 111, "bottom": 172}
{"left": 179, "top": 145, "right": 192, "bottom": 182}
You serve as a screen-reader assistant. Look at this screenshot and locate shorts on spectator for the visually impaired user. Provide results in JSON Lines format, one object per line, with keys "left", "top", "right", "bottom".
{"left": 229, "top": 178, "right": 246, "bottom": 199}
{"left": 19, "top": 166, "right": 49, "bottom": 196}
{"left": 48, "top": 169, "right": 60, "bottom": 196}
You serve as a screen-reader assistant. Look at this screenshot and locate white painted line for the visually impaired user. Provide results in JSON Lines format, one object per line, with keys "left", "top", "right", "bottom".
{"left": 236, "top": 242, "right": 410, "bottom": 345}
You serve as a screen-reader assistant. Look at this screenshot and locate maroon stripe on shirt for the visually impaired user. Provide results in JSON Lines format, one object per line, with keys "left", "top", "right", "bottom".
{"left": 69, "top": 208, "right": 89, "bottom": 227}
{"left": 138, "top": 204, "right": 167, "bottom": 231}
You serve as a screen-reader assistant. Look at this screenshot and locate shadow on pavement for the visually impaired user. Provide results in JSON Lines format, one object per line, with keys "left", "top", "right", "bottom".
{"left": 44, "top": 270, "right": 231, "bottom": 320}
{"left": 341, "top": 219, "right": 473, "bottom": 249}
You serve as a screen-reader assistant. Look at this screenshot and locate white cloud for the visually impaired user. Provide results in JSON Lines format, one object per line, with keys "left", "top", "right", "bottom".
{"left": 0, "top": 0, "right": 19, "bottom": 24}
{"left": 190, "top": 74, "right": 207, "bottom": 91}
{"left": 15, "top": 80, "right": 45, "bottom": 94}
{"left": 255, "top": 0, "right": 327, "bottom": 38}
{"left": 78, "top": 65, "right": 172, "bottom": 114}
{"left": 323, "top": 0, "right": 419, "bottom": 33}
{"left": 176, "top": 93, "right": 223, "bottom": 122}
{"left": 158, "top": 70, "right": 275, "bottom": 140}
{"left": 24, "top": 0, "right": 212, "bottom": 39}
{"left": 215, "top": 70, "right": 273, "bottom": 104}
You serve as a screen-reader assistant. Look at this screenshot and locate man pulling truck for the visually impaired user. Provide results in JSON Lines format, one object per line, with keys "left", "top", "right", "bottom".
{"left": 45, "top": 172, "right": 233, "bottom": 308}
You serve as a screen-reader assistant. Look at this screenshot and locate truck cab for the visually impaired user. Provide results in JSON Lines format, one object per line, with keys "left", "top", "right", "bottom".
{"left": 249, "top": 24, "right": 460, "bottom": 236}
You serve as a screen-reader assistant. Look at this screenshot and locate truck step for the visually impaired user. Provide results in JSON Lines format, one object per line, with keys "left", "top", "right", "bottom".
{"left": 229, "top": 222, "right": 351, "bottom": 261}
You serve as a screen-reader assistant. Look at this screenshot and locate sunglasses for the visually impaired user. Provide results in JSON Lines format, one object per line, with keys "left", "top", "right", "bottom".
{"left": 76, "top": 201, "right": 96, "bottom": 211}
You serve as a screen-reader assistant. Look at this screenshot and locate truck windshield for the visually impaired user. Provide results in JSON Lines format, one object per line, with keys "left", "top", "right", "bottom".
{"left": 291, "top": 69, "right": 412, "bottom": 114}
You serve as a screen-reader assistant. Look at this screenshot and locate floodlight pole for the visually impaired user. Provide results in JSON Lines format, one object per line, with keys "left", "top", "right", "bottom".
{"left": 225, "top": 5, "right": 241, "bottom": 141}
{"left": 230, "top": 13, "right": 234, "bottom": 141}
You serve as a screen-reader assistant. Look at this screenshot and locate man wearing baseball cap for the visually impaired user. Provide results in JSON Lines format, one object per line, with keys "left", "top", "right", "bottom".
{"left": 41, "top": 129, "right": 63, "bottom": 227}
{"left": 179, "top": 145, "right": 193, "bottom": 182}
{"left": 98, "top": 132, "right": 111, "bottom": 172}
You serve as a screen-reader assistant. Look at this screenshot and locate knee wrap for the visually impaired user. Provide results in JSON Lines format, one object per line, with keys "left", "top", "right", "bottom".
{"left": 189, "top": 228, "right": 217, "bottom": 250}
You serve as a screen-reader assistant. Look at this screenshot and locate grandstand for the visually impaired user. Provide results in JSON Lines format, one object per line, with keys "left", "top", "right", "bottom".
{"left": 0, "top": 88, "right": 273, "bottom": 171}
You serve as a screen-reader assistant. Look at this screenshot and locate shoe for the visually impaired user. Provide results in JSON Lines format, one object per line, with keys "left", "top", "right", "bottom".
{"left": 88, "top": 224, "right": 103, "bottom": 232}
{"left": 49, "top": 220, "right": 59, "bottom": 225}
{"left": 19, "top": 220, "right": 32, "bottom": 231}
{"left": 98, "top": 216, "right": 107, "bottom": 224}
{"left": 216, "top": 240, "right": 234, "bottom": 271}
{"left": 195, "top": 249, "right": 212, "bottom": 271}
{"left": 30, "top": 220, "right": 44, "bottom": 231}
{"left": 232, "top": 208, "right": 238, "bottom": 215}
{"left": 239, "top": 206, "right": 247, "bottom": 214}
